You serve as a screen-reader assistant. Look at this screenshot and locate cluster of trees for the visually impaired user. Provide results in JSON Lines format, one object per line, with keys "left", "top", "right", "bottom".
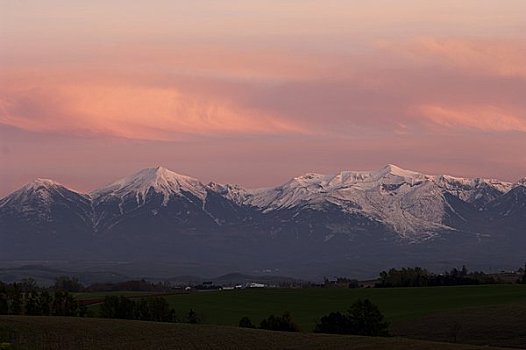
{"left": 86, "top": 279, "right": 174, "bottom": 293}
{"left": 314, "top": 299, "right": 389, "bottom": 336}
{"left": 323, "top": 277, "right": 360, "bottom": 288}
{"left": 53, "top": 276, "right": 84, "bottom": 292}
{"left": 53, "top": 277, "right": 174, "bottom": 293}
{"left": 0, "top": 280, "right": 86, "bottom": 316}
{"left": 517, "top": 264, "right": 526, "bottom": 284}
{"left": 239, "top": 312, "right": 300, "bottom": 332}
{"left": 239, "top": 299, "right": 389, "bottom": 336}
{"left": 376, "top": 266, "right": 500, "bottom": 288}
{"left": 100, "top": 296, "right": 175, "bottom": 322}
{"left": 100, "top": 295, "right": 200, "bottom": 323}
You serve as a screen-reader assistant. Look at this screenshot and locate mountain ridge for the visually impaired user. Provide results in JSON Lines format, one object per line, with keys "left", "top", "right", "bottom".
{"left": 2, "top": 164, "right": 518, "bottom": 199}
{"left": 1, "top": 164, "right": 524, "bottom": 278}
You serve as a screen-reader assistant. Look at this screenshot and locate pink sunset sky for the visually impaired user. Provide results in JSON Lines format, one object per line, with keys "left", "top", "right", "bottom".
{"left": 1, "top": 0, "right": 526, "bottom": 196}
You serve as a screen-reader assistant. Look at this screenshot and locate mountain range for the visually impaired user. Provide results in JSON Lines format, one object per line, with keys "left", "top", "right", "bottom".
{"left": 1, "top": 165, "right": 525, "bottom": 279}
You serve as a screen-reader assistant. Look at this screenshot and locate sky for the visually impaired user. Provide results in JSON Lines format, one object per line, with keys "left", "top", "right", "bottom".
{"left": 1, "top": 0, "right": 526, "bottom": 196}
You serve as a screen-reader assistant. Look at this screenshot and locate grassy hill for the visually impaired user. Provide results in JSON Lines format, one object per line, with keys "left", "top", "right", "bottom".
{"left": 0, "top": 316, "right": 517, "bottom": 350}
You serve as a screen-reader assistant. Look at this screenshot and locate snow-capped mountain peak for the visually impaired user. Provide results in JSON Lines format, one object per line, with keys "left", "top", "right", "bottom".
{"left": 2, "top": 164, "right": 524, "bottom": 242}
{"left": 27, "top": 178, "right": 62, "bottom": 188}
{"left": 1, "top": 178, "right": 72, "bottom": 207}
{"left": 91, "top": 166, "right": 207, "bottom": 204}
{"left": 375, "top": 164, "right": 422, "bottom": 178}
{"left": 0, "top": 177, "right": 90, "bottom": 223}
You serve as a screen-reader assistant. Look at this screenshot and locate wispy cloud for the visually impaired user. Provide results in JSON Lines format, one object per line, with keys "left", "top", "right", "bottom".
{"left": 410, "top": 38, "right": 526, "bottom": 78}
{"left": 414, "top": 104, "right": 526, "bottom": 133}
{"left": 0, "top": 73, "right": 312, "bottom": 140}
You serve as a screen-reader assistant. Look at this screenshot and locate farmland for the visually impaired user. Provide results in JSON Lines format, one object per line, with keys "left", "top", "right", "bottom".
{"left": 78, "top": 285, "right": 526, "bottom": 330}
{"left": 74, "top": 284, "right": 526, "bottom": 348}
{"left": 0, "top": 316, "right": 517, "bottom": 350}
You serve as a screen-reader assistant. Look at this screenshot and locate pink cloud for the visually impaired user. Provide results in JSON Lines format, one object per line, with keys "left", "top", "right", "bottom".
{"left": 0, "top": 72, "right": 312, "bottom": 140}
{"left": 414, "top": 104, "right": 526, "bottom": 132}
{"left": 410, "top": 38, "right": 526, "bottom": 78}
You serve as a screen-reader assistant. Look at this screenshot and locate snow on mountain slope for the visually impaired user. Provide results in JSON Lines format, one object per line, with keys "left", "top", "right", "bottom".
{"left": 515, "top": 178, "right": 526, "bottom": 187}
{"left": 241, "top": 164, "right": 512, "bottom": 237}
{"left": 0, "top": 164, "right": 520, "bottom": 241}
{"left": 206, "top": 182, "right": 252, "bottom": 204}
{"left": 0, "top": 179, "right": 88, "bottom": 212}
{"left": 91, "top": 167, "right": 207, "bottom": 206}
{"left": 434, "top": 175, "right": 512, "bottom": 207}
{"left": 0, "top": 178, "right": 92, "bottom": 223}
{"left": 1, "top": 179, "right": 65, "bottom": 205}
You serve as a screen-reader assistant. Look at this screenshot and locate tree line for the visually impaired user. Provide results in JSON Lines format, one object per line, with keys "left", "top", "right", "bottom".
{"left": 375, "top": 266, "right": 504, "bottom": 288}
{"left": 100, "top": 295, "right": 201, "bottom": 324}
{"left": 239, "top": 299, "right": 389, "bottom": 336}
{"left": 54, "top": 277, "right": 173, "bottom": 293}
{"left": 0, "top": 280, "right": 86, "bottom": 317}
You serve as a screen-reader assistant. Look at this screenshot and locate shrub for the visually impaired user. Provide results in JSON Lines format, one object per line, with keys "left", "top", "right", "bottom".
{"left": 259, "top": 312, "right": 300, "bottom": 332}
{"left": 239, "top": 316, "right": 256, "bottom": 328}
{"left": 185, "top": 309, "right": 200, "bottom": 324}
{"left": 314, "top": 299, "right": 389, "bottom": 336}
{"left": 314, "top": 311, "right": 352, "bottom": 334}
{"left": 347, "top": 299, "right": 389, "bottom": 336}
{"left": 100, "top": 296, "right": 136, "bottom": 319}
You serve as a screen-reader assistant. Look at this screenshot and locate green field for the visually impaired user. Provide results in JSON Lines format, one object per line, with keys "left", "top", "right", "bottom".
{"left": 74, "top": 291, "right": 170, "bottom": 301}
{"left": 136, "top": 285, "right": 526, "bottom": 330}
{"left": 76, "top": 285, "right": 526, "bottom": 348}
{"left": 0, "top": 316, "right": 515, "bottom": 350}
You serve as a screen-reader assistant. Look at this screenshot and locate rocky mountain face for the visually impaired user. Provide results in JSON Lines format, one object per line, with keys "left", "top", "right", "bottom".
{"left": 1, "top": 165, "right": 524, "bottom": 278}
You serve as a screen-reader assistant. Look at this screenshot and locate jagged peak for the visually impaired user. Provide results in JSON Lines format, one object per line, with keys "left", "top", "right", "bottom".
{"left": 292, "top": 172, "right": 326, "bottom": 181}
{"left": 207, "top": 181, "right": 245, "bottom": 191}
{"left": 26, "top": 178, "right": 62, "bottom": 188}
{"left": 280, "top": 173, "right": 330, "bottom": 189}
{"left": 375, "top": 164, "right": 423, "bottom": 178}
{"left": 515, "top": 178, "right": 526, "bottom": 187}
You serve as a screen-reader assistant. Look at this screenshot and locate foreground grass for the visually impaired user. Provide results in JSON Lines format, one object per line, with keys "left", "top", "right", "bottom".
{"left": 0, "top": 316, "right": 516, "bottom": 350}
{"left": 393, "top": 303, "right": 526, "bottom": 349}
